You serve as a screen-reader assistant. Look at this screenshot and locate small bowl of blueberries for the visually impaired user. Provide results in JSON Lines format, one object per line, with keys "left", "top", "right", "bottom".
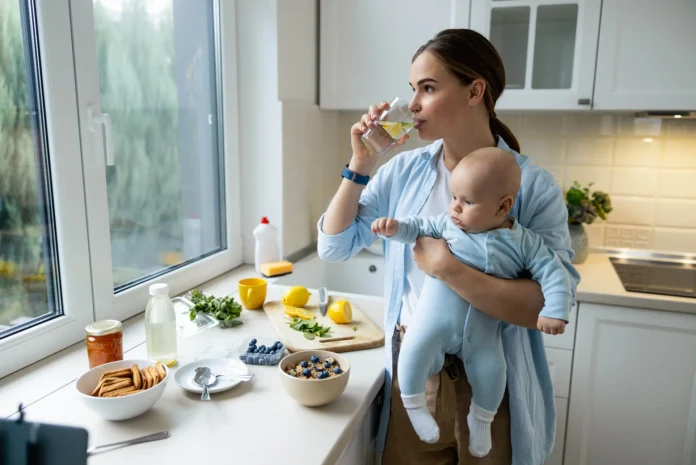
{"left": 239, "top": 337, "right": 286, "bottom": 365}
{"left": 278, "top": 349, "right": 350, "bottom": 407}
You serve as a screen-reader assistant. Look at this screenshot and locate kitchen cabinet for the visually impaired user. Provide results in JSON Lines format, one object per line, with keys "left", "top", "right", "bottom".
{"left": 565, "top": 302, "right": 696, "bottom": 465}
{"left": 469, "top": 0, "right": 601, "bottom": 110}
{"left": 592, "top": 0, "right": 696, "bottom": 110}
{"left": 548, "top": 397, "right": 568, "bottom": 465}
{"left": 319, "top": 0, "right": 470, "bottom": 110}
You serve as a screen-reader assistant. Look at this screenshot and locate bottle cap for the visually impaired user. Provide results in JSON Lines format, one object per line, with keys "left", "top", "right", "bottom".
{"left": 261, "top": 217, "right": 269, "bottom": 224}
{"left": 149, "top": 283, "right": 169, "bottom": 296}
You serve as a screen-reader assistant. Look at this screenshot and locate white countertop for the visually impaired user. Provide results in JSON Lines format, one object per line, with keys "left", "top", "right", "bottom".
{"left": 575, "top": 254, "right": 696, "bottom": 314}
{"left": 2, "top": 270, "right": 386, "bottom": 465}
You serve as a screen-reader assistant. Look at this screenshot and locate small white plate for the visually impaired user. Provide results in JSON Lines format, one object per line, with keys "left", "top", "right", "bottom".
{"left": 174, "top": 358, "right": 249, "bottom": 394}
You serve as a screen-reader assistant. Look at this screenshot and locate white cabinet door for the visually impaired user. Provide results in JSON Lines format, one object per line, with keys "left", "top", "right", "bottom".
{"left": 319, "top": 0, "right": 470, "bottom": 110}
{"left": 593, "top": 0, "right": 696, "bottom": 110}
{"left": 548, "top": 397, "right": 569, "bottom": 465}
{"left": 470, "top": 0, "right": 601, "bottom": 110}
{"left": 546, "top": 348, "right": 572, "bottom": 399}
{"left": 565, "top": 303, "right": 696, "bottom": 465}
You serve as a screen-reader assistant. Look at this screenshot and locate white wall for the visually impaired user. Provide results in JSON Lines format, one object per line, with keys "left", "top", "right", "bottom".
{"left": 236, "top": 0, "right": 342, "bottom": 262}
{"left": 236, "top": 0, "right": 283, "bottom": 263}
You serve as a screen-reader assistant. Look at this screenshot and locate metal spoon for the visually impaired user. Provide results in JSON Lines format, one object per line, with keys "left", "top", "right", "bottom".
{"left": 87, "top": 431, "right": 170, "bottom": 456}
{"left": 195, "top": 366, "right": 254, "bottom": 382}
{"left": 193, "top": 367, "right": 216, "bottom": 401}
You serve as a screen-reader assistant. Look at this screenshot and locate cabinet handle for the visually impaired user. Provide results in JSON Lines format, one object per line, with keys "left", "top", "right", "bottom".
{"left": 578, "top": 98, "right": 591, "bottom": 105}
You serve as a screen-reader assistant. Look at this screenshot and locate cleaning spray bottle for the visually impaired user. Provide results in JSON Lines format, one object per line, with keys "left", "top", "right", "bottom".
{"left": 252, "top": 216, "right": 279, "bottom": 274}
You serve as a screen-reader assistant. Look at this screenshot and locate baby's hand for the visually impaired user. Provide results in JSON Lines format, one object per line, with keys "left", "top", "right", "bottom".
{"left": 371, "top": 217, "right": 399, "bottom": 237}
{"left": 537, "top": 316, "right": 566, "bottom": 335}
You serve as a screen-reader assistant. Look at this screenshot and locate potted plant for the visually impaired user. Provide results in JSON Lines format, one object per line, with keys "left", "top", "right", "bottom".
{"left": 565, "top": 182, "right": 612, "bottom": 264}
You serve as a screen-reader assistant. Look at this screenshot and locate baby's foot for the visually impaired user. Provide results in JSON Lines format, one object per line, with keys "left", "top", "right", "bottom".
{"left": 402, "top": 392, "right": 440, "bottom": 443}
{"left": 467, "top": 402, "right": 496, "bottom": 457}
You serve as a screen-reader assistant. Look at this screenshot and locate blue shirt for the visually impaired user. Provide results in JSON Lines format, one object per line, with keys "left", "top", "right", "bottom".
{"left": 317, "top": 137, "right": 581, "bottom": 464}
{"left": 391, "top": 213, "right": 573, "bottom": 322}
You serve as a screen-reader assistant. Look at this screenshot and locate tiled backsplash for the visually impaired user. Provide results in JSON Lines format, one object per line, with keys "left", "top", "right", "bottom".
{"left": 333, "top": 112, "right": 696, "bottom": 255}
{"left": 504, "top": 113, "right": 696, "bottom": 253}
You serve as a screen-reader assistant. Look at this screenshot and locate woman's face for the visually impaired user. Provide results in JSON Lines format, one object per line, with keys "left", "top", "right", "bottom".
{"left": 408, "top": 51, "right": 474, "bottom": 141}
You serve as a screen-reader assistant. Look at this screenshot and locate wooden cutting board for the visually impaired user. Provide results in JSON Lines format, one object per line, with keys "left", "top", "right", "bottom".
{"left": 262, "top": 287, "right": 384, "bottom": 353}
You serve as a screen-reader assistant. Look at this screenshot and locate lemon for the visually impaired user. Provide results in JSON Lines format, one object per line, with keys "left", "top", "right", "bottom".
{"left": 282, "top": 286, "right": 311, "bottom": 307}
{"left": 284, "top": 305, "right": 299, "bottom": 317}
{"left": 379, "top": 121, "right": 403, "bottom": 139}
{"left": 293, "top": 307, "right": 314, "bottom": 320}
{"left": 327, "top": 300, "right": 352, "bottom": 324}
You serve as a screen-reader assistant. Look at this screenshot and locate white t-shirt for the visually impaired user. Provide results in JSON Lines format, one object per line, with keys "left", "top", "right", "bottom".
{"left": 399, "top": 151, "right": 452, "bottom": 327}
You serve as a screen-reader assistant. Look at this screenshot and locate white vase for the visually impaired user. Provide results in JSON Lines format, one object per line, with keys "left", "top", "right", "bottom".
{"left": 569, "top": 224, "right": 589, "bottom": 264}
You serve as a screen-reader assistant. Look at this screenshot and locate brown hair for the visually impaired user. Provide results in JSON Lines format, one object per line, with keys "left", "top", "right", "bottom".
{"left": 413, "top": 29, "right": 520, "bottom": 153}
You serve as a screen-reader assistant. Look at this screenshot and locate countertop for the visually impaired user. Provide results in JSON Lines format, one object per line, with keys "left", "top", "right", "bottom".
{"left": 575, "top": 254, "right": 696, "bottom": 314}
{"left": 2, "top": 275, "right": 386, "bottom": 465}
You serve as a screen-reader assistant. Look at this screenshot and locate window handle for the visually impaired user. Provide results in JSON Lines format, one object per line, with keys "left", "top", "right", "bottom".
{"left": 87, "top": 106, "right": 115, "bottom": 166}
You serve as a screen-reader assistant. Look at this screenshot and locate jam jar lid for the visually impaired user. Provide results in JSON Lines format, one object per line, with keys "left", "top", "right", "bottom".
{"left": 85, "top": 320, "right": 122, "bottom": 336}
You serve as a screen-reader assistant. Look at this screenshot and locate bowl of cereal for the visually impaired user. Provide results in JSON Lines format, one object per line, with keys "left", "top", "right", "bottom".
{"left": 278, "top": 350, "right": 350, "bottom": 407}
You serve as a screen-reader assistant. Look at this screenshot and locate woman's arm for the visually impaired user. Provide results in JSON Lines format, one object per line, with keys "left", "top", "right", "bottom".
{"left": 414, "top": 237, "right": 544, "bottom": 329}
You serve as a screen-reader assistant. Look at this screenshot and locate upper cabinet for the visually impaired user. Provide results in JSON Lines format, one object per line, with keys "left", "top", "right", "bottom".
{"left": 469, "top": 0, "right": 601, "bottom": 110}
{"left": 592, "top": 0, "right": 696, "bottom": 111}
{"left": 319, "top": 0, "right": 470, "bottom": 110}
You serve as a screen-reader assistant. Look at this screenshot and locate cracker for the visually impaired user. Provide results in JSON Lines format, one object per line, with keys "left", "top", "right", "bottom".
{"left": 102, "top": 386, "right": 136, "bottom": 398}
{"left": 155, "top": 361, "right": 167, "bottom": 380}
{"left": 99, "top": 378, "right": 132, "bottom": 396}
{"left": 147, "top": 366, "right": 159, "bottom": 385}
{"left": 132, "top": 364, "right": 141, "bottom": 389}
{"left": 141, "top": 368, "right": 152, "bottom": 389}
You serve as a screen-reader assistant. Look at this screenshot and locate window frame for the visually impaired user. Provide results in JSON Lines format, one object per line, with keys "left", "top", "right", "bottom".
{"left": 0, "top": 0, "right": 242, "bottom": 378}
{"left": 0, "top": 0, "right": 95, "bottom": 379}
{"left": 70, "top": 0, "right": 243, "bottom": 324}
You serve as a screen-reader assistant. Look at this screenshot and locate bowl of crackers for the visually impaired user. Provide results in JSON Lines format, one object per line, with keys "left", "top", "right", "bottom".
{"left": 75, "top": 359, "right": 169, "bottom": 420}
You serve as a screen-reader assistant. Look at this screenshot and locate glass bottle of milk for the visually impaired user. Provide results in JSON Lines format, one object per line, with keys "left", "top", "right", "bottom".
{"left": 145, "top": 283, "right": 178, "bottom": 366}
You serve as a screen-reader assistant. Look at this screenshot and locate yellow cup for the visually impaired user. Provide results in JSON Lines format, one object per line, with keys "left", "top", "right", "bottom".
{"left": 238, "top": 278, "right": 267, "bottom": 310}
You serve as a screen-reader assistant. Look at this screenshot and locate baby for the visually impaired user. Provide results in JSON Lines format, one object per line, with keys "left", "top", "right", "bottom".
{"left": 371, "top": 147, "right": 571, "bottom": 457}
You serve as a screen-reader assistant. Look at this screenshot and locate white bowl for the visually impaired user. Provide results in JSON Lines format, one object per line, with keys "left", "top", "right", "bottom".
{"left": 278, "top": 350, "right": 350, "bottom": 407}
{"left": 76, "top": 359, "right": 169, "bottom": 421}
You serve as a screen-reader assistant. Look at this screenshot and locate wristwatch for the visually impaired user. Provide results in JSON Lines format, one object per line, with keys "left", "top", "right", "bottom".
{"left": 341, "top": 164, "right": 370, "bottom": 185}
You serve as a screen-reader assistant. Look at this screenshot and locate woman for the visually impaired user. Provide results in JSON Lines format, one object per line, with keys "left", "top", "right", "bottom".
{"left": 318, "top": 29, "right": 580, "bottom": 464}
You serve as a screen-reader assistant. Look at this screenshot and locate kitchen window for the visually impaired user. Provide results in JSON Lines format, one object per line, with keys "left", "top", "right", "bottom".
{"left": 0, "top": 0, "right": 241, "bottom": 378}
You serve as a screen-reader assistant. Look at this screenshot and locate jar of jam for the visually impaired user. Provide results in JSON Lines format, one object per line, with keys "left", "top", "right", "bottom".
{"left": 85, "top": 320, "right": 123, "bottom": 368}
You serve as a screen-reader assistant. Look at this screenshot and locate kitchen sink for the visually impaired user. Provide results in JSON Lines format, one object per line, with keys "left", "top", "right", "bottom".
{"left": 609, "top": 254, "right": 696, "bottom": 299}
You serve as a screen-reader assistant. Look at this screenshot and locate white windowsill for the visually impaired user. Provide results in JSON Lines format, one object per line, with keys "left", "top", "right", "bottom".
{"left": 0, "top": 263, "right": 257, "bottom": 419}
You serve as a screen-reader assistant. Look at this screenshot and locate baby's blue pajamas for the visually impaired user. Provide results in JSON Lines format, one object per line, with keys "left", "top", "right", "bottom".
{"left": 385, "top": 213, "right": 572, "bottom": 455}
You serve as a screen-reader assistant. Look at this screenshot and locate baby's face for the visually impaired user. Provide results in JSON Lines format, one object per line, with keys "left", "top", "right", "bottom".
{"left": 448, "top": 165, "right": 508, "bottom": 233}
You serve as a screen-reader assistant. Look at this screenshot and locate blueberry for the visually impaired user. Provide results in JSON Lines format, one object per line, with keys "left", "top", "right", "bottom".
{"left": 266, "top": 348, "right": 273, "bottom": 354}
{"left": 300, "top": 360, "right": 309, "bottom": 368}
{"left": 333, "top": 366, "right": 342, "bottom": 375}
{"left": 318, "top": 371, "right": 329, "bottom": 379}
{"left": 323, "top": 361, "right": 332, "bottom": 369}
{"left": 310, "top": 355, "right": 320, "bottom": 363}
{"left": 273, "top": 341, "right": 281, "bottom": 348}
{"left": 302, "top": 368, "right": 312, "bottom": 377}
{"left": 255, "top": 347, "right": 263, "bottom": 353}
{"left": 258, "top": 345, "right": 266, "bottom": 351}
{"left": 250, "top": 338, "right": 257, "bottom": 344}
{"left": 248, "top": 345, "right": 257, "bottom": 353}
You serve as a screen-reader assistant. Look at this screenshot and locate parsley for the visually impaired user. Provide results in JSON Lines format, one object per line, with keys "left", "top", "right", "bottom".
{"left": 189, "top": 290, "right": 243, "bottom": 328}
{"left": 288, "top": 317, "right": 330, "bottom": 340}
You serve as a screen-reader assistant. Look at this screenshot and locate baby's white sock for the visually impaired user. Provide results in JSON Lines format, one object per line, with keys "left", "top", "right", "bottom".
{"left": 402, "top": 392, "right": 440, "bottom": 443}
{"left": 467, "top": 402, "right": 496, "bottom": 457}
